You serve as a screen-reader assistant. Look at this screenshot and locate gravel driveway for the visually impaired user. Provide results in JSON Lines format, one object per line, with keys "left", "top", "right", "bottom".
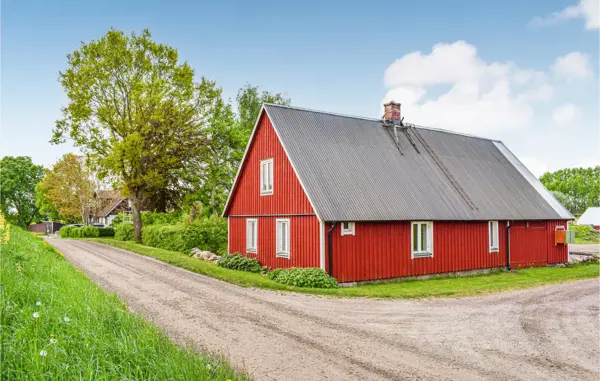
{"left": 47, "top": 238, "right": 599, "bottom": 381}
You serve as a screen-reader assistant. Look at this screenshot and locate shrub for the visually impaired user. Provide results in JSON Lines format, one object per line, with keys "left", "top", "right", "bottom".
{"left": 141, "top": 217, "right": 227, "bottom": 255}
{"left": 267, "top": 267, "right": 338, "bottom": 288}
{"left": 80, "top": 226, "right": 100, "bottom": 238}
{"left": 217, "top": 253, "right": 264, "bottom": 273}
{"left": 142, "top": 211, "right": 185, "bottom": 226}
{"left": 60, "top": 226, "right": 74, "bottom": 238}
{"left": 98, "top": 227, "right": 115, "bottom": 237}
{"left": 114, "top": 223, "right": 134, "bottom": 241}
{"left": 572, "top": 224, "right": 600, "bottom": 242}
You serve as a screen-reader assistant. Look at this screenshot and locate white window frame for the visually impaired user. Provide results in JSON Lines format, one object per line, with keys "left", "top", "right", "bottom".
{"left": 488, "top": 221, "right": 499, "bottom": 253}
{"left": 341, "top": 222, "right": 355, "bottom": 236}
{"left": 246, "top": 218, "right": 258, "bottom": 253}
{"left": 411, "top": 221, "right": 433, "bottom": 258}
{"left": 260, "top": 158, "right": 273, "bottom": 196}
{"left": 276, "top": 219, "right": 290, "bottom": 259}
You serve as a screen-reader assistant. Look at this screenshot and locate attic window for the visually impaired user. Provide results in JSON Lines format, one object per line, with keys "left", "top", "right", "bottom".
{"left": 411, "top": 221, "right": 433, "bottom": 258}
{"left": 260, "top": 158, "right": 273, "bottom": 195}
{"left": 341, "top": 222, "right": 355, "bottom": 236}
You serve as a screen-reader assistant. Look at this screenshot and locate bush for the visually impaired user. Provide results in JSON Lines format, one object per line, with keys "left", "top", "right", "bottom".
{"left": 141, "top": 216, "right": 227, "bottom": 255}
{"left": 98, "top": 227, "right": 115, "bottom": 237}
{"left": 142, "top": 211, "right": 185, "bottom": 226}
{"left": 60, "top": 226, "right": 74, "bottom": 238}
{"left": 217, "top": 253, "right": 264, "bottom": 273}
{"left": 59, "top": 226, "right": 99, "bottom": 238}
{"left": 267, "top": 267, "right": 338, "bottom": 288}
{"left": 114, "top": 223, "right": 134, "bottom": 241}
{"left": 572, "top": 224, "right": 600, "bottom": 242}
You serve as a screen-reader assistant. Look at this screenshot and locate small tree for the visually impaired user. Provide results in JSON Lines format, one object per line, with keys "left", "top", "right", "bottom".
{"left": 38, "top": 154, "right": 95, "bottom": 224}
{"left": 52, "top": 29, "right": 223, "bottom": 241}
{"left": 0, "top": 156, "right": 44, "bottom": 227}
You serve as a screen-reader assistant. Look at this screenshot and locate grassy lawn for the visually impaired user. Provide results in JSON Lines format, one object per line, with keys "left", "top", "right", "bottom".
{"left": 2, "top": 226, "right": 245, "bottom": 380}
{"left": 575, "top": 238, "right": 600, "bottom": 244}
{"left": 87, "top": 238, "right": 599, "bottom": 299}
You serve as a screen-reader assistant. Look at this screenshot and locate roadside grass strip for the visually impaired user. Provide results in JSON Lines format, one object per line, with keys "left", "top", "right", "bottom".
{"left": 88, "top": 238, "right": 600, "bottom": 299}
{"left": 1, "top": 227, "right": 245, "bottom": 380}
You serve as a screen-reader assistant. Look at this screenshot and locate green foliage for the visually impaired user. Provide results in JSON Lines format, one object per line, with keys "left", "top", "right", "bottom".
{"left": 52, "top": 28, "right": 228, "bottom": 242}
{"left": 1, "top": 226, "right": 244, "bottom": 380}
{"left": 141, "top": 211, "right": 185, "bottom": 225}
{"left": 141, "top": 216, "right": 227, "bottom": 255}
{"left": 540, "top": 167, "right": 600, "bottom": 215}
{"left": 35, "top": 181, "right": 62, "bottom": 222}
{"left": 267, "top": 267, "right": 339, "bottom": 289}
{"left": 571, "top": 225, "right": 600, "bottom": 243}
{"left": 97, "top": 227, "right": 115, "bottom": 237}
{"left": 0, "top": 156, "right": 44, "bottom": 227}
{"left": 217, "top": 253, "right": 264, "bottom": 273}
{"left": 59, "top": 226, "right": 74, "bottom": 238}
{"left": 114, "top": 223, "right": 134, "bottom": 241}
{"left": 59, "top": 226, "right": 100, "bottom": 238}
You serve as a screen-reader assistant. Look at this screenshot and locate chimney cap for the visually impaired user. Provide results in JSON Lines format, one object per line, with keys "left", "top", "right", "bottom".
{"left": 384, "top": 100, "right": 401, "bottom": 106}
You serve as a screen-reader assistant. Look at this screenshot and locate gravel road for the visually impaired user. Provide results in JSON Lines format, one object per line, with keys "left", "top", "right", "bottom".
{"left": 47, "top": 238, "right": 599, "bottom": 381}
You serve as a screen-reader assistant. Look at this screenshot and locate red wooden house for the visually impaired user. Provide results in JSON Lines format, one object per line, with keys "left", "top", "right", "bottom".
{"left": 223, "top": 102, "right": 573, "bottom": 282}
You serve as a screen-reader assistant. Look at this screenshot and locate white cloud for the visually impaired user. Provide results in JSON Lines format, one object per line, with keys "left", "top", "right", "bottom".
{"left": 530, "top": 0, "right": 599, "bottom": 30}
{"left": 552, "top": 52, "right": 594, "bottom": 81}
{"left": 521, "top": 157, "right": 550, "bottom": 177}
{"left": 382, "top": 41, "right": 552, "bottom": 135}
{"left": 552, "top": 104, "right": 582, "bottom": 124}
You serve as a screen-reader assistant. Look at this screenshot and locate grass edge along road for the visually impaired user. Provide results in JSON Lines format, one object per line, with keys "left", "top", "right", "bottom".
{"left": 1, "top": 226, "right": 246, "bottom": 381}
{"left": 87, "top": 237, "right": 599, "bottom": 299}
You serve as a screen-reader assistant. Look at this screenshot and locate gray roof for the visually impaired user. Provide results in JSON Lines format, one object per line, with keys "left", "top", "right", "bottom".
{"left": 233, "top": 103, "right": 572, "bottom": 221}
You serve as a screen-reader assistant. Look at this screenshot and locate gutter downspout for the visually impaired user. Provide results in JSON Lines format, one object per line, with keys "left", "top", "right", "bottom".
{"left": 327, "top": 222, "right": 337, "bottom": 278}
{"left": 506, "top": 221, "right": 512, "bottom": 271}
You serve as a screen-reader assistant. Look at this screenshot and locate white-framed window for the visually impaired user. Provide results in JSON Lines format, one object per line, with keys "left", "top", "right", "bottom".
{"left": 411, "top": 221, "right": 433, "bottom": 258}
{"left": 276, "top": 219, "right": 290, "bottom": 258}
{"left": 341, "top": 222, "right": 355, "bottom": 236}
{"left": 260, "top": 158, "right": 273, "bottom": 195}
{"left": 246, "top": 219, "right": 258, "bottom": 253}
{"left": 488, "top": 221, "right": 499, "bottom": 252}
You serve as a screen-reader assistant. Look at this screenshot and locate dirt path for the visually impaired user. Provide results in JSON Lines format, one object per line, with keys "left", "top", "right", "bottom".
{"left": 47, "top": 238, "right": 599, "bottom": 381}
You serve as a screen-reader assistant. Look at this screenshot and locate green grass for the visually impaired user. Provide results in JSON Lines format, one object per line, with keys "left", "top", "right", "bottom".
{"left": 1, "top": 227, "right": 246, "bottom": 381}
{"left": 575, "top": 238, "right": 600, "bottom": 244}
{"left": 87, "top": 238, "right": 600, "bottom": 299}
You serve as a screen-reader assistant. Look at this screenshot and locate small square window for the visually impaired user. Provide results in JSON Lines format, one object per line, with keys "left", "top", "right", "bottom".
{"left": 341, "top": 222, "right": 355, "bottom": 236}
{"left": 411, "top": 221, "right": 433, "bottom": 258}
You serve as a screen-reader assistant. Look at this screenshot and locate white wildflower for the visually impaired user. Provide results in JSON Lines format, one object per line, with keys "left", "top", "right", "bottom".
{"left": 63, "top": 316, "right": 70, "bottom": 323}
{"left": 36, "top": 301, "right": 41, "bottom": 306}
{"left": 39, "top": 350, "right": 47, "bottom": 357}
{"left": 49, "top": 338, "right": 57, "bottom": 344}
{"left": 32, "top": 312, "right": 39, "bottom": 319}
{"left": 206, "top": 363, "right": 212, "bottom": 370}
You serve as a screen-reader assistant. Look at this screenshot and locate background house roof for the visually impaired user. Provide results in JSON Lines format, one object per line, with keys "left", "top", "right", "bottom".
{"left": 577, "top": 207, "right": 600, "bottom": 225}
{"left": 264, "top": 104, "right": 572, "bottom": 221}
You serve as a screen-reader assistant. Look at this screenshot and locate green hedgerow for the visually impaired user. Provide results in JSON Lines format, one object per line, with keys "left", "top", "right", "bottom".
{"left": 267, "top": 267, "right": 338, "bottom": 288}
{"left": 97, "top": 227, "right": 115, "bottom": 237}
{"left": 59, "top": 226, "right": 73, "bottom": 238}
{"left": 217, "top": 253, "right": 264, "bottom": 273}
{"left": 114, "top": 223, "right": 134, "bottom": 241}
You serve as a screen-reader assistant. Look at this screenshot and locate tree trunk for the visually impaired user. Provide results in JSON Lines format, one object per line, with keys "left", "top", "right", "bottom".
{"left": 130, "top": 189, "right": 143, "bottom": 242}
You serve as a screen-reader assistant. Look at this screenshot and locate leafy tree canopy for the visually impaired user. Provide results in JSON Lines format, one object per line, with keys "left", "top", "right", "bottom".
{"left": 52, "top": 29, "right": 224, "bottom": 241}
{"left": 0, "top": 156, "right": 44, "bottom": 227}
{"left": 540, "top": 166, "right": 600, "bottom": 216}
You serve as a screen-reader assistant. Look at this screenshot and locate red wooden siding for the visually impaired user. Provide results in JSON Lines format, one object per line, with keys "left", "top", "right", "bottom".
{"left": 229, "top": 216, "right": 320, "bottom": 269}
{"left": 326, "top": 221, "right": 508, "bottom": 283}
{"left": 226, "top": 112, "right": 314, "bottom": 216}
{"left": 546, "top": 220, "right": 569, "bottom": 264}
{"left": 509, "top": 221, "right": 547, "bottom": 268}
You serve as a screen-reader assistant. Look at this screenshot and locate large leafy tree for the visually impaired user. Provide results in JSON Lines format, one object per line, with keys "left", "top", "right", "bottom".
{"left": 236, "top": 84, "right": 291, "bottom": 137}
{"left": 0, "top": 156, "right": 44, "bottom": 227}
{"left": 52, "top": 29, "right": 223, "bottom": 241}
{"left": 540, "top": 166, "right": 600, "bottom": 216}
{"left": 37, "top": 154, "right": 95, "bottom": 224}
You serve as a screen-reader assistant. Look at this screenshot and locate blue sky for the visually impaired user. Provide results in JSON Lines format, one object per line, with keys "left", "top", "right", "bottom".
{"left": 2, "top": 0, "right": 598, "bottom": 175}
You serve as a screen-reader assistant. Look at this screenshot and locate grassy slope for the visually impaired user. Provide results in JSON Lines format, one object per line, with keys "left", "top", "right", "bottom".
{"left": 89, "top": 238, "right": 599, "bottom": 299}
{"left": 1, "top": 227, "right": 245, "bottom": 381}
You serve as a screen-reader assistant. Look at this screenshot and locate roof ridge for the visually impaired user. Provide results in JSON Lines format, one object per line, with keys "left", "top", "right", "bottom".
{"left": 264, "top": 103, "right": 500, "bottom": 143}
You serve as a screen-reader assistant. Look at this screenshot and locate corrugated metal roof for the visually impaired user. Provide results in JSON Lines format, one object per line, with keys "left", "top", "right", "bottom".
{"left": 264, "top": 104, "right": 571, "bottom": 221}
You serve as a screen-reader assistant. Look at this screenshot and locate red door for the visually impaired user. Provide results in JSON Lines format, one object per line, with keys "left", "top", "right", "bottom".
{"left": 510, "top": 222, "right": 548, "bottom": 268}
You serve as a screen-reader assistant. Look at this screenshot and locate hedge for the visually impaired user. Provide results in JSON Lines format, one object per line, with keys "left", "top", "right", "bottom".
{"left": 59, "top": 226, "right": 100, "bottom": 238}
{"left": 114, "top": 223, "right": 134, "bottom": 241}
{"left": 98, "top": 227, "right": 115, "bottom": 237}
{"left": 141, "top": 217, "right": 227, "bottom": 254}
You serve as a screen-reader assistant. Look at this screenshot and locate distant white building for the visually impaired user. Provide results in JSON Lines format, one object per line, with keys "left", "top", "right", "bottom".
{"left": 577, "top": 207, "right": 600, "bottom": 231}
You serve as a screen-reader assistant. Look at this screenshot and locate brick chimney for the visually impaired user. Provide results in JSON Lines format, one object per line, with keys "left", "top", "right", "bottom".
{"left": 383, "top": 101, "right": 401, "bottom": 124}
